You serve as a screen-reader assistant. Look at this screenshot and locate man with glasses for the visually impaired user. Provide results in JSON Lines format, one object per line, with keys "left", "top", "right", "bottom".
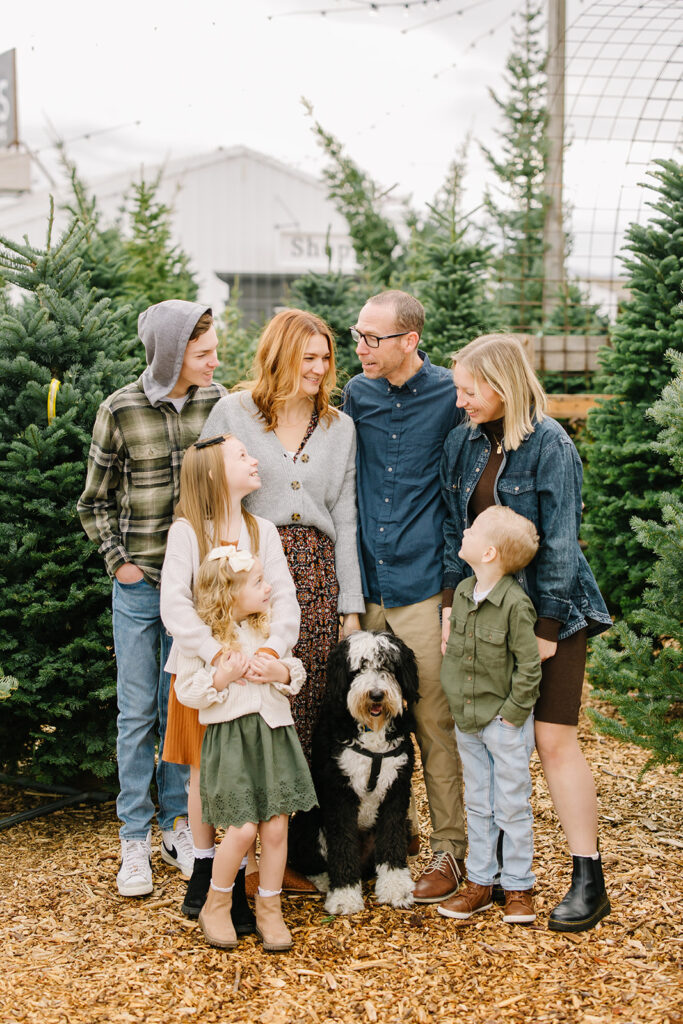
{"left": 343, "top": 290, "right": 467, "bottom": 903}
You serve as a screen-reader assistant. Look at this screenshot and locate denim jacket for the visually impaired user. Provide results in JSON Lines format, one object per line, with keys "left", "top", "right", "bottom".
{"left": 440, "top": 416, "right": 612, "bottom": 640}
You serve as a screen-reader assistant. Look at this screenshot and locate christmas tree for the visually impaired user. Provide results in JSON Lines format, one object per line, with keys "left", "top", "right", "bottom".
{"left": 588, "top": 350, "right": 683, "bottom": 772}
{"left": 303, "top": 99, "right": 402, "bottom": 291}
{"left": 407, "top": 161, "right": 502, "bottom": 364}
{"left": 582, "top": 158, "right": 683, "bottom": 615}
{"left": 0, "top": 208, "right": 136, "bottom": 783}
{"left": 482, "top": 0, "right": 607, "bottom": 374}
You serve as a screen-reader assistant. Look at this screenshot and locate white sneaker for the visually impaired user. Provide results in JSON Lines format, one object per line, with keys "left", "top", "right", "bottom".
{"left": 117, "top": 833, "right": 153, "bottom": 897}
{"left": 161, "top": 816, "right": 194, "bottom": 877}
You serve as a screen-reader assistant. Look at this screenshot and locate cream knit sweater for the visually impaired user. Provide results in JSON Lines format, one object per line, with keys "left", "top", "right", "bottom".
{"left": 173, "top": 623, "right": 305, "bottom": 729}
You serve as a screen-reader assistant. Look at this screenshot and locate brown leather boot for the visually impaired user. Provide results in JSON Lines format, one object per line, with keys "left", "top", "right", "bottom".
{"left": 198, "top": 886, "right": 238, "bottom": 949}
{"left": 254, "top": 893, "right": 293, "bottom": 952}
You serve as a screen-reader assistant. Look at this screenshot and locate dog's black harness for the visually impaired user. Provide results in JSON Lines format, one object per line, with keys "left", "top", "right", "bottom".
{"left": 347, "top": 736, "right": 412, "bottom": 792}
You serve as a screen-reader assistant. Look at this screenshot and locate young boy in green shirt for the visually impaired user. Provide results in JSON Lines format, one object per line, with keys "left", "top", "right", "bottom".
{"left": 438, "top": 505, "right": 541, "bottom": 925}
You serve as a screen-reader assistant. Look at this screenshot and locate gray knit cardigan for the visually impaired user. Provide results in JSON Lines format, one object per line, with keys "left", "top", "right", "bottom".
{"left": 201, "top": 392, "right": 365, "bottom": 614}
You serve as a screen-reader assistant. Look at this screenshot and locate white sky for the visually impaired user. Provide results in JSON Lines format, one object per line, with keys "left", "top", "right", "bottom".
{"left": 2, "top": 0, "right": 682, "bottom": 288}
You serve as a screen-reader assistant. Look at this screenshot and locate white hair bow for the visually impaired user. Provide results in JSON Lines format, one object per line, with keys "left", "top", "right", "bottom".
{"left": 206, "top": 545, "right": 254, "bottom": 573}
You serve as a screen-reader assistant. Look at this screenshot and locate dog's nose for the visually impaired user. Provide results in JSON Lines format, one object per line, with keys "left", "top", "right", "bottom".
{"left": 369, "top": 689, "right": 385, "bottom": 703}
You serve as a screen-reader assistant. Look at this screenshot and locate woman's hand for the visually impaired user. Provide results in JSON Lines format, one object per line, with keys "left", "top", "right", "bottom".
{"left": 341, "top": 613, "right": 361, "bottom": 639}
{"left": 245, "top": 654, "right": 290, "bottom": 686}
{"left": 213, "top": 651, "right": 250, "bottom": 690}
{"left": 536, "top": 636, "right": 558, "bottom": 663}
{"left": 440, "top": 606, "right": 452, "bottom": 655}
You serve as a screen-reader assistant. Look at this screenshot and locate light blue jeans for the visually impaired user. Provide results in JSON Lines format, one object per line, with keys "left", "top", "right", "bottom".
{"left": 112, "top": 578, "right": 188, "bottom": 840}
{"left": 455, "top": 714, "right": 535, "bottom": 891}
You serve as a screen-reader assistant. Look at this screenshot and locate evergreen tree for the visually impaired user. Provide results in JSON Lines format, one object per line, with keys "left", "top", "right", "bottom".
{"left": 61, "top": 158, "right": 199, "bottom": 373}
{"left": 406, "top": 161, "right": 502, "bottom": 365}
{"left": 482, "top": 0, "right": 607, "bottom": 359}
{"left": 119, "top": 174, "right": 199, "bottom": 318}
{"left": 582, "top": 159, "right": 683, "bottom": 615}
{"left": 0, "top": 208, "right": 136, "bottom": 784}
{"left": 303, "top": 99, "right": 404, "bottom": 289}
{"left": 588, "top": 350, "right": 683, "bottom": 772}
{"left": 482, "top": 0, "right": 547, "bottom": 334}
{"left": 213, "top": 279, "right": 262, "bottom": 390}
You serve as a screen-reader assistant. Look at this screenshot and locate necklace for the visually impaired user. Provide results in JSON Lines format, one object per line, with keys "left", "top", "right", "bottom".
{"left": 491, "top": 430, "right": 504, "bottom": 455}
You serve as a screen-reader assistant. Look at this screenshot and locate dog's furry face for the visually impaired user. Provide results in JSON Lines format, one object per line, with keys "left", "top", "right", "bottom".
{"left": 340, "top": 631, "right": 419, "bottom": 733}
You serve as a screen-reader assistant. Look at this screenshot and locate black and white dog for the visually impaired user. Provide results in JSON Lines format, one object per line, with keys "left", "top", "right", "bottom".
{"left": 289, "top": 631, "right": 419, "bottom": 915}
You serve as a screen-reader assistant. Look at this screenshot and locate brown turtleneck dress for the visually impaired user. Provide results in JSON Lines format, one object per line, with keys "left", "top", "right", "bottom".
{"left": 443, "top": 419, "right": 587, "bottom": 726}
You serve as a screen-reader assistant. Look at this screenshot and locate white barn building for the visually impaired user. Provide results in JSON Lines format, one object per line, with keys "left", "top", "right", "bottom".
{"left": 0, "top": 146, "right": 357, "bottom": 323}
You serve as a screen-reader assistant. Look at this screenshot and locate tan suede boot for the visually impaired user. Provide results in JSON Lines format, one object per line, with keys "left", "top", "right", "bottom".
{"left": 198, "top": 886, "right": 238, "bottom": 949}
{"left": 254, "top": 893, "right": 293, "bottom": 952}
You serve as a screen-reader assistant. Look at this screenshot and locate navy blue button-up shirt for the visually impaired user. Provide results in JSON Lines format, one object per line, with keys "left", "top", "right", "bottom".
{"left": 342, "top": 352, "right": 462, "bottom": 608}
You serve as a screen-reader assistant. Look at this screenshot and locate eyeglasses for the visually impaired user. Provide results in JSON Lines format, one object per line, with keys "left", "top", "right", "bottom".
{"left": 350, "top": 327, "right": 409, "bottom": 349}
{"left": 193, "top": 434, "right": 225, "bottom": 450}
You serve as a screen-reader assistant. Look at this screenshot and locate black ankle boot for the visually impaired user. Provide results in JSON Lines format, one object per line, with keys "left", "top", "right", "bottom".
{"left": 231, "top": 866, "right": 256, "bottom": 936}
{"left": 181, "top": 857, "right": 213, "bottom": 919}
{"left": 548, "top": 854, "right": 610, "bottom": 933}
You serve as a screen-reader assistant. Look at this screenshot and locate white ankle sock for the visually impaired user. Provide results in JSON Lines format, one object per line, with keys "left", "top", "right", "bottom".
{"left": 239, "top": 856, "right": 248, "bottom": 870}
{"left": 258, "top": 887, "right": 281, "bottom": 898}
{"left": 210, "top": 881, "right": 234, "bottom": 893}
{"left": 193, "top": 845, "right": 215, "bottom": 859}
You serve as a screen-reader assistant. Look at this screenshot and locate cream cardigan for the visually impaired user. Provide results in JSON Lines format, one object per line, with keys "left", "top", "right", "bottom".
{"left": 161, "top": 514, "right": 300, "bottom": 675}
{"left": 173, "top": 622, "right": 305, "bottom": 729}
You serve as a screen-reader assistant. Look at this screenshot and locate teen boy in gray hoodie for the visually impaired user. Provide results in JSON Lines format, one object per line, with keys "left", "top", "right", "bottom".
{"left": 78, "top": 300, "right": 226, "bottom": 896}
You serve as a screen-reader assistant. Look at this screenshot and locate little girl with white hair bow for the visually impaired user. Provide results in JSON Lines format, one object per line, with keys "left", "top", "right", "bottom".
{"left": 174, "top": 544, "right": 317, "bottom": 952}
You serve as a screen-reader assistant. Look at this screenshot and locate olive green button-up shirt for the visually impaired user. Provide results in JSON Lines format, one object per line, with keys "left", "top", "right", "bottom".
{"left": 440, "top": 574, "right": 542, "bottom": 733}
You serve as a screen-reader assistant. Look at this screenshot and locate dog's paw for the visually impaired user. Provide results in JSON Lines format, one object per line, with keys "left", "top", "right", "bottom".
{"left": 324, "top": 884, "right": 364, "bottom": 915}
{"left": 308, "top": 872, "right": 330, "bottom": 893}
{"left": 375, "top": 865, "right": 415, "bottom": 908}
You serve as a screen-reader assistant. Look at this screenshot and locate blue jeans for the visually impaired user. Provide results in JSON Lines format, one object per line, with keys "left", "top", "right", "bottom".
{"left": 112, "top": 578, "right": 188, "bottom": 840}
{"left": 455, "top": 715, "right": 535, "bottom": 891}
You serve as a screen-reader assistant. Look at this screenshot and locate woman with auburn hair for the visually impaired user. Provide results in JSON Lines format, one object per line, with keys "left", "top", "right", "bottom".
{"left": 440, "top": 333, "right": 613, "bottom": 933}
{"left": 201, "top": 308, "right": 365, "bottom": 763}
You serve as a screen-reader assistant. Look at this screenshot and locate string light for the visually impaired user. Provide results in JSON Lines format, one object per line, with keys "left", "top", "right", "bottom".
{"left": 267, "top": 0, "right": 448, "bottom": 19}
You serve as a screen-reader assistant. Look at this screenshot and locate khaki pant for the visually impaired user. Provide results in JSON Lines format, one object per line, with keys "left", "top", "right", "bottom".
{"left": 361, "top": 594, "right": 466, "bottom": 858}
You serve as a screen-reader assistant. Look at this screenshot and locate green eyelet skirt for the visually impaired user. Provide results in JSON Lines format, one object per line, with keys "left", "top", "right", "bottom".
{"left": 199, "top": 713, "right": 318, "bottom": 829}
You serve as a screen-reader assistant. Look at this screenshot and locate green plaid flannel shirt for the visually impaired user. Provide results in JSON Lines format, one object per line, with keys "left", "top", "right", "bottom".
{"left": 78, "top": 377, "right": 226, "bottom": 586}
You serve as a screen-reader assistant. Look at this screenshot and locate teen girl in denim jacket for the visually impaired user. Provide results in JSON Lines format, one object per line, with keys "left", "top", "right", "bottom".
{"left": 440, "top": 334, "right": 612, "bottom": 934}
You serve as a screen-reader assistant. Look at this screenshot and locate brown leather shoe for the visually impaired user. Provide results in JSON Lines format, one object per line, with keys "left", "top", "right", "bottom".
{"left": 413, "top": 852, "right": 465, "bottom": 903}
{"left": 436, "top": 880, "right": 493, "bottom": 919}
{"left": 502, "top": 889, "right": 536, "bottom": 924}
{"left": 245, "top": 866, "right": 320, "bottom": 897}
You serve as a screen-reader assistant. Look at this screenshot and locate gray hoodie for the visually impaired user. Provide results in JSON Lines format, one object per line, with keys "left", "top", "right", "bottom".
{"left": 139, "top": 299, "right": 212, "bottom": 406}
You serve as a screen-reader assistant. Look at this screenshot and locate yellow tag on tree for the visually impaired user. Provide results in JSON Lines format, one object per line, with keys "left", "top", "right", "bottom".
{"left": 47, "top": 378, "right": 61, "bottom": 424}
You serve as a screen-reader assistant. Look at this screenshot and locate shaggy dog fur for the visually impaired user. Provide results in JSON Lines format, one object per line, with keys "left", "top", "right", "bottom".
{"left": 289, "top": 631, "right": 419, "bottom": 915}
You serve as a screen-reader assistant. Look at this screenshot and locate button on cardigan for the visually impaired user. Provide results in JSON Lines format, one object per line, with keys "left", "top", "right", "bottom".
{"left": 200, "top": 392, "right": 365, "bottom": 614}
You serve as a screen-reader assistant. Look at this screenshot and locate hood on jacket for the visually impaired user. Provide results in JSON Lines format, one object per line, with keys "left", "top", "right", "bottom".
{"left": 139, "top": 299, "right": 212, "bottom": 406}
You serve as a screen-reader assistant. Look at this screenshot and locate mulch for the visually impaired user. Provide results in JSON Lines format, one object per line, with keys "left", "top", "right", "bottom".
{"left": 1, "top": 692, "right": 681, "bottom": 1024}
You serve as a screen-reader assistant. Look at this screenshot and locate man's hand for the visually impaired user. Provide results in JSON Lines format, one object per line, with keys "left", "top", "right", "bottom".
{"left": 212, "top": 651, "right": 250, "bottom": 690}
{"left": 115, "top": 563, "right": 144, "bottom": 584}
{"left": 440, "top": 606, "right": 452, "bottom": 655}
{"left": 245, "top": 654, "right": 290, "bottom": 686}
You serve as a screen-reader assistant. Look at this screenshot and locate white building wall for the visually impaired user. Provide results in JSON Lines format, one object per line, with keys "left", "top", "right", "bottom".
{"left": 0, "top": 146, "right": 357, "bottom": 313}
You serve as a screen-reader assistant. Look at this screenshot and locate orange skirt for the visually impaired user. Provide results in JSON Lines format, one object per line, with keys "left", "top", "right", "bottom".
{"left": 162, "top": 677, "right": 206, "bottom": 768}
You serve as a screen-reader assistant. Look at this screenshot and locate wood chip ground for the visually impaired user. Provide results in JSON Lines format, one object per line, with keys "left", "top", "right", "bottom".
{"left": 1, "top": 692, "right": 681, "bottom": 1024}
